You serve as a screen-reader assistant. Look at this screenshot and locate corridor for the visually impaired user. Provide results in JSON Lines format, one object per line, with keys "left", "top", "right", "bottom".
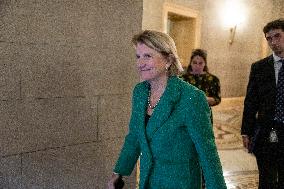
{"left": 213, "top": 97, "right": 258, "bottom": 189}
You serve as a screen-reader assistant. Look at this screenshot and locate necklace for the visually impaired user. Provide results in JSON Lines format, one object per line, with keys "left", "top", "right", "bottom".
{"left": 147, "top": 90, "right": 161, "bottom": 109}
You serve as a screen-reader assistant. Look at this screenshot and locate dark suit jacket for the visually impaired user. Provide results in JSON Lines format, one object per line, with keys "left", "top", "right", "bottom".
{"left": 241, "top": 55, "right": 281, "bottom": 154}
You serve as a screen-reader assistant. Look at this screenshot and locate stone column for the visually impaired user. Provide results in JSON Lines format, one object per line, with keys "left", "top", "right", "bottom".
{"left": 0, "top": 0, "right": 142, "bottom": 188}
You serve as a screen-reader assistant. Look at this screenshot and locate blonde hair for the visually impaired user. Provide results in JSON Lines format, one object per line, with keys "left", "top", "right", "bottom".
{"left": 132, "top": 30, "right": 183, "bottom": 76}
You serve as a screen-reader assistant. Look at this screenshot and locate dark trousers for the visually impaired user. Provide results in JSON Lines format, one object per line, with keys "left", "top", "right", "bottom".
{"left": 256, "top": 154, "right": 284, "bottom": 189}
{"left": 255, "top": 121, "right": 284, "bottom": 189}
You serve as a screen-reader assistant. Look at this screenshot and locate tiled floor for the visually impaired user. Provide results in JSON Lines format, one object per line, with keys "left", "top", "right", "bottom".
{"left": 212, "top": 97, "right": 259, "bottom": 189}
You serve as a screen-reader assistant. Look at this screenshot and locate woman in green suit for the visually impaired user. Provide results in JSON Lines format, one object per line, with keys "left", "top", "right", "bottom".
{"left": 108, "top": 30, "right": 227, "bottom": 189}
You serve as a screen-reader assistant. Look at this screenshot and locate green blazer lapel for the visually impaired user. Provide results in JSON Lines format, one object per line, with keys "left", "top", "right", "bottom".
{"left": 133, "top": 81, "right": 153, "bottom": 157}
{"left": 146, "top": 76, "right": 181, "bottom": 142}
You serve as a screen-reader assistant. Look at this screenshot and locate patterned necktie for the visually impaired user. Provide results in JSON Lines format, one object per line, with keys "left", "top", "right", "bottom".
{"left": 275, "top": 59, "right": 284, "bottom": 123}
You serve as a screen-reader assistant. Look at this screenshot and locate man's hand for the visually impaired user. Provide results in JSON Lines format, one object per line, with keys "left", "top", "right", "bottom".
{"left": 242, "top": 135, "right": 250, "bottom": 150}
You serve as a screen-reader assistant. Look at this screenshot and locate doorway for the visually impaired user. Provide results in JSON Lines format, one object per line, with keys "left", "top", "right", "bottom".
{"left": 163, "top": 3, "right": 201, "bottom": 69}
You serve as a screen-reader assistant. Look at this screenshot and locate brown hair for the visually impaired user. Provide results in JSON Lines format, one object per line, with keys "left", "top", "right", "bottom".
{"left": 186, "top": 48, "right": 209, "bottom": 73}
{"left": 263, "top": 18, "right": 284, "bottom": 34}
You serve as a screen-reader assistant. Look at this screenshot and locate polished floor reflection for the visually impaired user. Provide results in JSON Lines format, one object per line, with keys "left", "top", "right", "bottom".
{"left": 212, "top": 97, "right": 258, "bottom": 189}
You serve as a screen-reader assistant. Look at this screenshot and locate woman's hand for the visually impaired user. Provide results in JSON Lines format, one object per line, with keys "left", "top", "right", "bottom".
{"left": 107, "top": 173, "right": 120, "bottom": 189}
{"left": 206, "top": 97, "right": 216, "bottom": 106}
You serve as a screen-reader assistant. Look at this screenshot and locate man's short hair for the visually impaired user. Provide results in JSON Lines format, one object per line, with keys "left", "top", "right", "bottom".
{"left": 263, "top": 18, "right": 284, "bottom": 34}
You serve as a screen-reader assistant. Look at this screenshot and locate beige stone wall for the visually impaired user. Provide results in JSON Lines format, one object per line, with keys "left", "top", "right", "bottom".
{"left": 0, "top": 0, "right": 142, "bottom": 188}
{"left": 143, "top": 0, "right": 284, "bottom": 97}
{"left": 201, "top": 0, "right": 281, "bottom": 97}
{"left": 143, "top": 0, "right": 205, "bottom": 31}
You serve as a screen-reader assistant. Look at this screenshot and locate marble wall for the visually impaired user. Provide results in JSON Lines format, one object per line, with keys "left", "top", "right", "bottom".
{"left": 0, "top": 0, "right": 142, "bottom": 188}
{"left": 143, "top": 0, "right": 284, "bottom": 97}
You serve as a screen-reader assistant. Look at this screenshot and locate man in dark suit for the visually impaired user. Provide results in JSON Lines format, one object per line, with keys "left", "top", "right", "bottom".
{"left": 241, "top": 18, "right": 284, "bottom": 189}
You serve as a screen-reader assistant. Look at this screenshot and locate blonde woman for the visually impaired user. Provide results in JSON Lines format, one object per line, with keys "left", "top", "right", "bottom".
{"left": 108, "top": 30, "right": 226, "bottom": 189}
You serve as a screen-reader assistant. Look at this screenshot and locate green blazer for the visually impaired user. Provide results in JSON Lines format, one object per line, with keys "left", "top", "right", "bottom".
{"left": 114, "top": 76, "right": 226, "bottom": 189}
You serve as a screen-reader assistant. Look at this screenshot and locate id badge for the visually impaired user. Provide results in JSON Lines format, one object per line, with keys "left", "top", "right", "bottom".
{"left": 269, "top": 128, "right": 278, "bottom": 143}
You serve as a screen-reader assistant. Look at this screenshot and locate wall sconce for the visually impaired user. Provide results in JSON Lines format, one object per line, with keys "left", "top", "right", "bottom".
{"left": 220, "top": 0, "right": 246, "bottom": 45}
{"left": 229, "top": 25, "right": 237, "bottom": 45}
